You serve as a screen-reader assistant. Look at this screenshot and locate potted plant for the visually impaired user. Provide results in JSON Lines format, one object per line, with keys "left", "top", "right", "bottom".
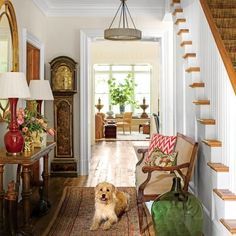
{"left": 108, "top": 73, "right": 137, "bottom": 113}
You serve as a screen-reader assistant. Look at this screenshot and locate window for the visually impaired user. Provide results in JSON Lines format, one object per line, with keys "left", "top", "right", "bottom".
{"left": 94, "top": 64, "right": 151, "bottom": 115}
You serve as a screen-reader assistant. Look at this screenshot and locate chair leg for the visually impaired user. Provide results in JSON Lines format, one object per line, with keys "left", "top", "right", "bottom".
{"left": 138, "top": 202, "right": 144, "bottom": 234}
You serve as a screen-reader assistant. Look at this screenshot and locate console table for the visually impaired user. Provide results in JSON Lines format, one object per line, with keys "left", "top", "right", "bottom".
{"left": 0, "top": 142, "right": 56, "bottom": 235}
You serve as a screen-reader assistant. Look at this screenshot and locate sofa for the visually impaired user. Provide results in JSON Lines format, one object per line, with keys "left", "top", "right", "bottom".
{"left": 135, "top": 133, "right": 198, "bottom": 230}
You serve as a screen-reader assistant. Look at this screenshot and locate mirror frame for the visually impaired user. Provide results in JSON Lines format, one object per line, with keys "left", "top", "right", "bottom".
{"left": 0, "top": 0, "right": 19, "bottom": 121}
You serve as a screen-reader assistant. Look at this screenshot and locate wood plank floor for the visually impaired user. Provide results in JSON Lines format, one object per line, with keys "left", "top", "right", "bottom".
{"left": 32, "top": 140, "right": 149, "bottom": 235}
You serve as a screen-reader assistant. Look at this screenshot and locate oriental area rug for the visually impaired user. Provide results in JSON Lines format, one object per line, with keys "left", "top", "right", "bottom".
{"left": 43, "top": 187, "right": 154, "bottom": 236}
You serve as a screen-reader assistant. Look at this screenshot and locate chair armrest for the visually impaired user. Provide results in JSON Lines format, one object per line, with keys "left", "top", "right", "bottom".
{"left": 137, "top": 162, "right": 190, "bottom": 203}
{"left": 136, "top": 148, "right": 148, "bottom": 166}
{"left": 142, "top": 163, "right": 190, "bottom": 173}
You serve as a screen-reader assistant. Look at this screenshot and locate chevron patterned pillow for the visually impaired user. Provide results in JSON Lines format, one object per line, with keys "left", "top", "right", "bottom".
{"left": 145, "top": 134, "right": 177, "bottom": 163}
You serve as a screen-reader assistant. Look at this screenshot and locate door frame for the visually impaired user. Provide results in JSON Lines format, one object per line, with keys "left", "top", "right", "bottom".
{"left": 80, "top": 28, "right": 174, "bottom": 175}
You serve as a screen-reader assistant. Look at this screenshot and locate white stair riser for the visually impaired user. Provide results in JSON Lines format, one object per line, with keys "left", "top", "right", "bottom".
{"left": 174, "top": 12, "right": 184, "bottom": 19}
{"left": 172, "top": 3, "right": 181, "bottom": 8}
{"left": 181, "top": 32, "right": 191, "bottom": 41}
{"left": 211, "top": 171, "right": 229, "bottom": 189}
{"left": 212, "top": 219, "right": 232, "bottom": 236}
{"left": 183, "top": 44, "right": 193, "bottom": 54}
{"left": 194, "top": 105, "right": 210, "bottom": 119}
{"left": 202, "top": 144, "right": 222, "bottom": 163}
{"left": 192, "top": 87, "right": 206, "bottom": 100}
{"left": 213, "top": 192, "right": 236, "bottom": 221}
{"left": 198, "top": 123, "right": 216, "bottom": 139}
{"left": 176, "top": 22, "right": 188, "bottom": 30}
{"left": 185, "top": 57, "right": 198, "bottom": 67}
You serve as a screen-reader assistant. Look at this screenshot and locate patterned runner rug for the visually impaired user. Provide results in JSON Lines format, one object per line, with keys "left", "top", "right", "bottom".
{"left": 43, "top": 187, "right": 154, "bottom": 236}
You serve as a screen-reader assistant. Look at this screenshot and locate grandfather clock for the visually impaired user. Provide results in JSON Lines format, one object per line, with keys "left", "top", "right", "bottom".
{"left": 50, "top": 56, "right": 78, "bottom": 177}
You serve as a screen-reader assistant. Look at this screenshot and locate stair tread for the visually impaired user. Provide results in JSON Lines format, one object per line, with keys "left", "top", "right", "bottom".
{"left": 211, "top": 8, "right": 236, "bottom": 18}
{"left": 193, "top": 100, "right": 210, "bottom": 105}
{"left": 208, "top": 163, "right": 229, "bottom": 172}
{"left": 189, "top": 82, "right": 205, "bottom": 88}
{"left": 183, "top": 53, "right": 196, "bottom": 58}
{"left": 172, "top": 8, "right": 183, "bottom": 16}
{"left": 186, "top": 67, "right": 200, "bottom": 72}
{"left": 214, "top": 189, "right": 236, "bottom": 200}
{"left": 215, "top": 18, "right": 236, "bottom": 28}
{"left": 202, "top": 139, "right": 222, "bottom": 147}
{"left": 197, "top": 118, "right": 216, "bottom": 125}
{"left": 220, "top": 219, "right": 236, "bottom": 234}
{"left": 175, "top": 18, "right": 186, "bottom": 24}
{"left": 180, "top": 41, "right": 192, "bottom": 46}
{"left": 177, "top": 29, "right": 189, "bottom": 35}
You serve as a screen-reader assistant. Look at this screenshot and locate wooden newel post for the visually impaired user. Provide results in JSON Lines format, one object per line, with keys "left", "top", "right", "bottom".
{"left": 5, "top": 180, "right": 18, "bottom": 235}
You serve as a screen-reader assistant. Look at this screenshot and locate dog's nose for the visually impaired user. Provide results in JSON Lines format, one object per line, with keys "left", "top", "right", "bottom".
{"left": 102, "top": 194, "right": 106, "bottom": 198}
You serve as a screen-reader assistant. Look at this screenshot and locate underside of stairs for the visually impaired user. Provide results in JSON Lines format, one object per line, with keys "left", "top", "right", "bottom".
{"left": 207, "top": 0, "right": 236, "bottom": 70}
{"left": 171, "top": 0, "right": 236, "bottom": 234}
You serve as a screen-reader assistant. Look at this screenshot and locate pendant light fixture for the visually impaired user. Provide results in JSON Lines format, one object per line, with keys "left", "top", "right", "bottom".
{"left": 104, "top": 0, "right": 142, "bottom": 41}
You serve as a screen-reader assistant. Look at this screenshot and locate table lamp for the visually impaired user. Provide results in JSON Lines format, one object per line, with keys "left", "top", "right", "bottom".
{"left": 28, "top": 80, "right": 54, "bottom": 114}
{"left": 0, "top": 72, "right": 30, "bottom": 155}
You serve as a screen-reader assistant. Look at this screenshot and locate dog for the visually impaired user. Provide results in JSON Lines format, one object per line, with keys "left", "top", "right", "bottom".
{"left": 90, "top": 182, "right": 130, "bottom": 231}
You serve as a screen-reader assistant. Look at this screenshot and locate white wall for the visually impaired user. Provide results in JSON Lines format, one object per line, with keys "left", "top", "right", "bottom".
{"left": 1, "top": 0, "right": 174, "bottom": 179}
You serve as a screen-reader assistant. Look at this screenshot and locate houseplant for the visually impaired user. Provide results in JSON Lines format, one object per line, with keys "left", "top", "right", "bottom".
{"left": 108, "top": 73, "right": 137, "bottom": 113}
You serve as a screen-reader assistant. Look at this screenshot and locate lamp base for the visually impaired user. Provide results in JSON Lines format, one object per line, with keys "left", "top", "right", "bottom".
{"left": 6, "top": 152, "right": 22, "bottom": 156}
{"left": 4, "top": 130, "right": 24, "bottom": 155}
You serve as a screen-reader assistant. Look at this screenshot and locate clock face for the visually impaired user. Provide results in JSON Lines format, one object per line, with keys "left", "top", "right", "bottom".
{"left": 53, "top": 65, "right": 73, "bottom": 91}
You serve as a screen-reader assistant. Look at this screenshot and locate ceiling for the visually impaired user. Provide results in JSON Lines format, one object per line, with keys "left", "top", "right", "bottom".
{"left": 32, "top": 0, "right": 166, "bottom": 18}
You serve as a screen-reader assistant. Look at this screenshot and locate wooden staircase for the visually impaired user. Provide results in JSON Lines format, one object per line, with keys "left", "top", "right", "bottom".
{"left": 171, "top": 0, "right": 236, "bottom": 234}
{"left": 207, "top": 0, "right": 236, "bottom": 69}
{"left": 202, "top": 0, "right": 236, "bottom": 93}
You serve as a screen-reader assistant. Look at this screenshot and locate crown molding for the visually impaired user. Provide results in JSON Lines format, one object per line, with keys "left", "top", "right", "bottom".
{"left": 32, "top": 0, "right": 164, "bottom": 18}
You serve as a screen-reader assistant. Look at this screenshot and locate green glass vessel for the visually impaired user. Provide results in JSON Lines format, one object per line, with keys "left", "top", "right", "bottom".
{"left": 151, "top": 177, "right": 203, "bottom": 236}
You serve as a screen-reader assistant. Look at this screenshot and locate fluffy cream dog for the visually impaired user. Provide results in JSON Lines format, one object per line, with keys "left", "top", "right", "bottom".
{"left": 90, "top": 182, "right": 130, "bottom": 231}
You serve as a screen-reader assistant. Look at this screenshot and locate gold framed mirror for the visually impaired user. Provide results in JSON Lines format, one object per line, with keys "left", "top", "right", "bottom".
{"left": 0, "top": 0, "right": 19, "bottom": 121}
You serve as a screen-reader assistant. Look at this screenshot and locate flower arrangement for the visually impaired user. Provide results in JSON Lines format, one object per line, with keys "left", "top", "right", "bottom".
{"left": 5, "top": 103, "right": 55, "bottom": 149}
{"left": 16, "top": 108, "right": 55, "bottom": 138}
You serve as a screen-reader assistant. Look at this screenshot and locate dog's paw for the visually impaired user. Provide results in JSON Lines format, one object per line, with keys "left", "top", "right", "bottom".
{"left": 102, "top": 222, "right": 112, "bottom": 230}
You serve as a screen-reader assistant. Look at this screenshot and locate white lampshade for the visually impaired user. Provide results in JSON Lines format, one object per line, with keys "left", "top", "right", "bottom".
{"left": 28, "top": 80, "right": 54, "bottom": 100}
{"left": 0, "top": 72, "right": 30, "bottom": 99}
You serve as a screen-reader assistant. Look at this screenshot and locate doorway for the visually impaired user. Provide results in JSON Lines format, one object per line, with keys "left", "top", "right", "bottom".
{"left": 79, "top": 29, "right": 174, "bottom": 175}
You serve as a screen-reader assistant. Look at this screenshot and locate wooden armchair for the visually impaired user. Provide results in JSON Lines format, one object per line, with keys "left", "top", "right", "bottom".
{"left": 136, "top": 133, "right": 198, "bottom": 230}
{"left": 116, "top": 112, "right": 132, "bottom": 134}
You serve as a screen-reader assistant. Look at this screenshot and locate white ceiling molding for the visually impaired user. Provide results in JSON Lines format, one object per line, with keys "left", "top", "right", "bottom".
{"left": 32, "top": 0, "right": 165, "bottom": 18}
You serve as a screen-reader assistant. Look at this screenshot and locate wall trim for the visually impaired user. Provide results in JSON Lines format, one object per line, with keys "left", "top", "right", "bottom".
{"left": 79, "top": 28, "right": 173, "bottom": 175}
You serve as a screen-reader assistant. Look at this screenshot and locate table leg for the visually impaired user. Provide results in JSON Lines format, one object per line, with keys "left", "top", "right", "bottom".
{"left": 21, "top": 166, "right": 33, "bottom": 235}
{"left": 42, "top": 153, "right": 50, "bottom": 207}
{"left": 0, "top": 165, "right": 4, "bottom": 233}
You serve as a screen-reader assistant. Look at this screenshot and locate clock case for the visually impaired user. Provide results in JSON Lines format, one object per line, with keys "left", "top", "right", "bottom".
{"left": 49, "top": 56, "right": 78, "bottom": 177}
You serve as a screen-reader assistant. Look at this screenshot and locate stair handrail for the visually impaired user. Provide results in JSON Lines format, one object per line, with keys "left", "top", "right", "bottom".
{"left": 200, "top": 0, "right": 236, "bottom": 94}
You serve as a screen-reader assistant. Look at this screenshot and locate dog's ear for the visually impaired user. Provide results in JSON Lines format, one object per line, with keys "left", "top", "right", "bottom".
{"left": 95, "top": 183, "right": 101, "bottom": 193}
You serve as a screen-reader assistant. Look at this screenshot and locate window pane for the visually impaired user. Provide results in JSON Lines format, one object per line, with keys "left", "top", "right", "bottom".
{"left": 134, "top": 65, "right": 151, "bottom": 72}
{"left": 112, "top": 73, "right": 129, "bottom": 84}
{"left": 94, "top": 65, "right": 110, "bottom": 71}
{"left": 112, "top": 65, "right": 132, "bottom": 71}
{"left": 95, "top": 73, "right": 109, "bottom": 93}
{"left": 135, "top": 73, "right": 150, "bottom": 93}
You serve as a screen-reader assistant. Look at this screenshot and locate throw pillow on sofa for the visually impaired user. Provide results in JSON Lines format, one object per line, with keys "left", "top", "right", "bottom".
{"left": 145, "top": 134, "right": 177, "bottom": 162}
{"left": 145, "top": 147, "right": 178, "bottom": 167}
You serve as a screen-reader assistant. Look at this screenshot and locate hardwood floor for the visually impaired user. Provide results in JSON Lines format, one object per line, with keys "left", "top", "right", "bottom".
{"left": 31, "top": 140, "right": 149, "bottom": 235}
